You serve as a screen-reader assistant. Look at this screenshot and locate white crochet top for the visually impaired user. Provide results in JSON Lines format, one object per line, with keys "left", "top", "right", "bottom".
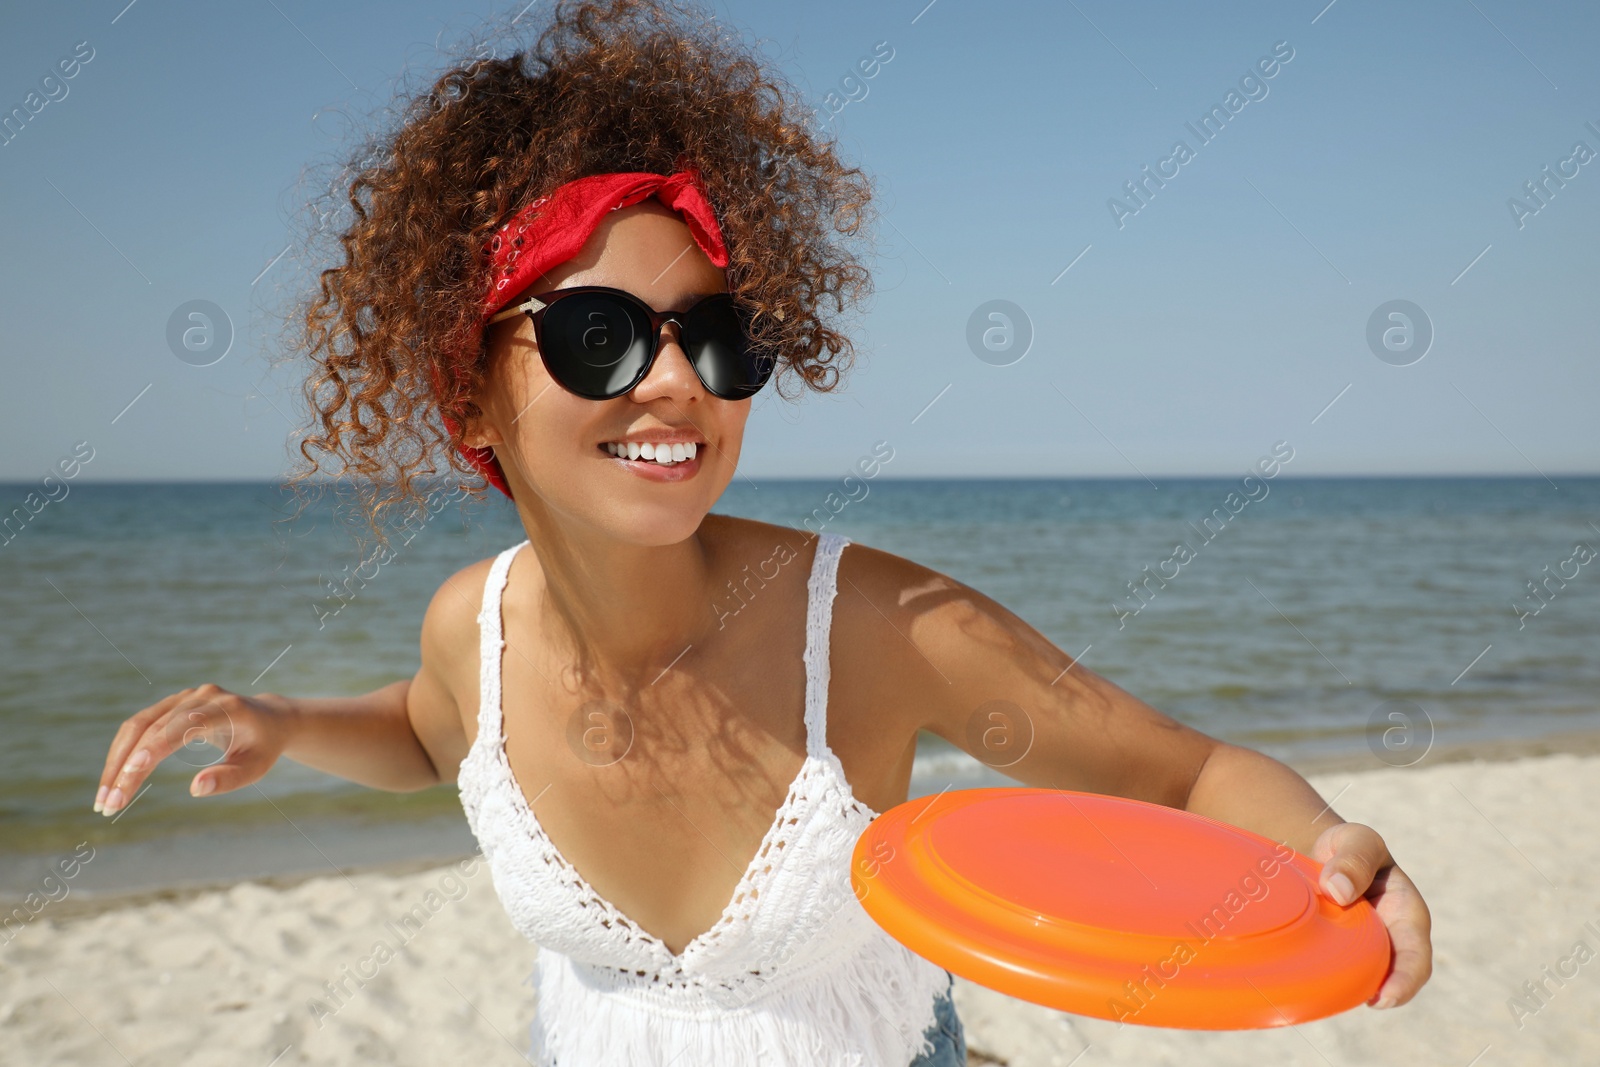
{"left": 457, "top": 531, "right": 951, "bottom": 1066}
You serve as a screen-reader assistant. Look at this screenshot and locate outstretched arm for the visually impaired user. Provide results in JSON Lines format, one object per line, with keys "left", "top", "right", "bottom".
{"left": 95, "top": 675, "right": 441, "bottom": 817}
{"left": 95, "top": 559, "right": 489, "bottom": 811}
{"left": 841, "top": 542, "right": 1433, "bottom": 1009}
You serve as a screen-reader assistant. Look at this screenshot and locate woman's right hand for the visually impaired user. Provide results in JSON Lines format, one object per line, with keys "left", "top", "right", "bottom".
{"left": 95, "top": 683, "right": 295, "bottom": 816}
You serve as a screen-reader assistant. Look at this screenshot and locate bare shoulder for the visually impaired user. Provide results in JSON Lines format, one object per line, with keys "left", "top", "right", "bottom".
{"left": 420, "top": 555, "right": 499, "bottom": 668}
{"left": 699, "top": 518, "right": 1024, "bottom": 717}
{"left": 830, "top": 536, "right": 1072, "bottom": 735}
{"left": 700, "top": 514, "right": 993, "bottom": 679}
{"left": 833, "top": 537, "right": 1010, "bottom": 663}
{"left": 409, "top": 553, "right": 505, "bottom": 782}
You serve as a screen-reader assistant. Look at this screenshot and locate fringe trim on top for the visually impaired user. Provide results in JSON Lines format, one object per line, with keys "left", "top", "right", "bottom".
{"left": 528, "top": 944, "right": 951, "bottom": 1067}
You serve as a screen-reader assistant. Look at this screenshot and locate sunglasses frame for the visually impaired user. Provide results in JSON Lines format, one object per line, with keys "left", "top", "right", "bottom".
{"left": 487, "top": 284, "right": 772, "bottom": 401}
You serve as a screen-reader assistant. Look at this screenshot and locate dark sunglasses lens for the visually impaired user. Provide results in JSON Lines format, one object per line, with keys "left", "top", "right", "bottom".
{"left": 684, "top": 295, "right": 775, "bottom": 399}
{"left": 540, "top": 292, "right": 652, "bottom": 398}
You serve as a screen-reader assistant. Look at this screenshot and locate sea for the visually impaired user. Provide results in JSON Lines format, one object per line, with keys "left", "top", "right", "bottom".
{"left": 2, "top": 476, "right": 1597, "bottom": 904}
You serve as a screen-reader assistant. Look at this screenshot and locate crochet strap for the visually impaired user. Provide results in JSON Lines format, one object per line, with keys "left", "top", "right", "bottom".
{"left": 475, "top": 539, "right": 528, "bottom": 753}
{"left": 803, "top": 531, "right": 851, "bottom": 761}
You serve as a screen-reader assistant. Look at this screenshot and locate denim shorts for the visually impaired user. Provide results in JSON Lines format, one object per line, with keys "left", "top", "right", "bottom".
{"left": 906, "top": 971, "right": 966, "bottom": 1067}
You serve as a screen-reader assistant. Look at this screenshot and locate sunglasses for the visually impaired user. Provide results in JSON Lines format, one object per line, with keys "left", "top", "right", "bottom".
{"left": 487, "top": 285, "right": 776, "bottom": 401}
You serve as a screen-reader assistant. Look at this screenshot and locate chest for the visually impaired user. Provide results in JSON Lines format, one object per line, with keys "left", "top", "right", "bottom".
{"left": 459, "top": 560, "right": 920, "bottom": 957}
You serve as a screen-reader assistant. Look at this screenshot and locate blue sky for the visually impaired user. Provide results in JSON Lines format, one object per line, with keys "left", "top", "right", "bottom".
{"left": 1, "top": 0, "right": 1596, "bottom": 480}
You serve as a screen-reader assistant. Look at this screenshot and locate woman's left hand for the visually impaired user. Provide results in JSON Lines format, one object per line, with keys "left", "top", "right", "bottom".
{"left": 1311, "top": 821, "right": 1433, "bottom": 1008}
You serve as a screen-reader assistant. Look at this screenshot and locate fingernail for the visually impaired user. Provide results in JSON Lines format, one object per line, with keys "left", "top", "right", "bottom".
{"left": 104, "top": 787, "right": 124, "bottom": 814}
{"left": 191, "top": 776, "right": 214, "bottom": 797}
{"left": 1374, "top": 996, "right": 1395, "bottom": 1010}
{"left": 1324, "top": 872, "right": 1355, "bottom": 905}
{"left": 94, "top": 785, "right": 107, "bottom": 813}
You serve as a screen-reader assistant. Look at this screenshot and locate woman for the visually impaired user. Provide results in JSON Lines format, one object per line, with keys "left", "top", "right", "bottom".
{"left": 94, "top": 1, "right": 1432, "bottom": 1063}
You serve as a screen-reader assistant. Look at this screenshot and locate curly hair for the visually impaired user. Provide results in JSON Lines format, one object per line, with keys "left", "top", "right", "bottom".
{"left": 277, "top": 0, "right": 879, "bottom": 544}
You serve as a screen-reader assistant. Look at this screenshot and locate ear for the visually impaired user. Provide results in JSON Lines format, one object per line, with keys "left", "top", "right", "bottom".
{"left": 461, "top": 423, "right": 503, "bottom": 451}
{"left": 459, "top": 406, "right": 504, "bottom": 450}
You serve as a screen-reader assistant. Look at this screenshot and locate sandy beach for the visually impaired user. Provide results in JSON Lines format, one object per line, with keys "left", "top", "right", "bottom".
{"left": 4, "top": 742, "right": 1598, "bottom": 1066}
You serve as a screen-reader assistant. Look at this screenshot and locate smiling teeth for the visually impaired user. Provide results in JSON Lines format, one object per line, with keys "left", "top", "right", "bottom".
{"left": 604, "top": 441, "right": 697, "bottom": 465}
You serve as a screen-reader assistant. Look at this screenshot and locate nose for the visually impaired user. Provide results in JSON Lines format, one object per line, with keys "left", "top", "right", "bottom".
{"left": 629, "top": 320, "right": 703, "bottom": 400}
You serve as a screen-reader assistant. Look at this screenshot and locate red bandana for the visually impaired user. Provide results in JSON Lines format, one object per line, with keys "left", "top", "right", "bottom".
{"left": 446, "top": 168, "right": 730, "bottom": 500}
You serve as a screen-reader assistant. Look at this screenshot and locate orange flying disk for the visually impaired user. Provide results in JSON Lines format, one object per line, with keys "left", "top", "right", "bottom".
{"left": 850, "top": 788, "right": 1391, "bottom": 1030}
